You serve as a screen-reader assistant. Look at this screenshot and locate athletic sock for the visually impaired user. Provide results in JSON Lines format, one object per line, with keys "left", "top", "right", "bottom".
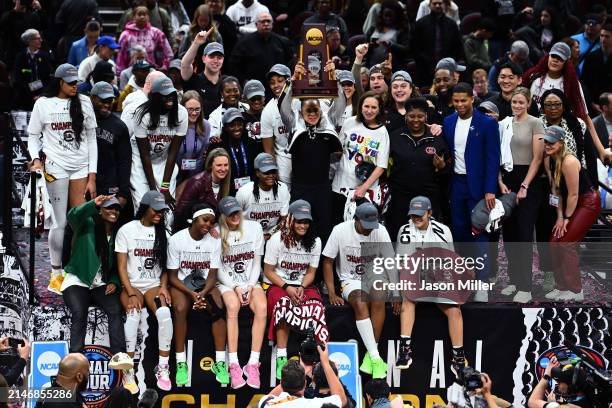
{"left": 215, "top": 351, "right": 226, "bottom": 363}
{"left": 248, "top": 351, "right": 260, "bottom": 365}
{"left": 400, "top": 336, "right": 411, "bottom": 348}
{"left": 229, "top": 352, "right": 239, "bottom": 365}
{"left": 158, "top": 355, "right": 169, "bottom": 366}
{"left": 276, "top": 348, "right": 287, "bottom": 358}
{"left": 176, "top": 352, "right": 186, "bottom": 363}
{"left": 356, "top": 318, "right": 379, "bottom": 359}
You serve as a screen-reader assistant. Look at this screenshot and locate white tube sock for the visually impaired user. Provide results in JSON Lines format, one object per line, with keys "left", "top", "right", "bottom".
{"left": 356, "top": 318, "right": 380, "bottom": 359}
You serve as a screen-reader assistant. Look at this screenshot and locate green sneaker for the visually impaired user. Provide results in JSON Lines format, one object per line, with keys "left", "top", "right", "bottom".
{"left": 359, "top": 352, "right": 372, "bottom": 375}
{"left": 276, "top": 356, "right": 288, "bottom": 380}
{"left": 212, "top": 361, "right": 230, "bottom": 385}
{"left": 176, "top": 362, "right": 188, "bottom": 385}
{"left": 371, "top": 356, "right": 388, "bottom": 379}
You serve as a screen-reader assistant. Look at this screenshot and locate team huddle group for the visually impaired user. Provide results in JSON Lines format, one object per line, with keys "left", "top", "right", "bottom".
{"left": 23, "top": 10, "right": 610, "bottom": 395}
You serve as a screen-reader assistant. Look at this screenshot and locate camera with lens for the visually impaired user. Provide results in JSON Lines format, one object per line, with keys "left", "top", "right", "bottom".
{"left": 300, "top": 322, "right": 323, "bottom": 365}
{"left": 458, "top": 366, "right": 483, "bottom": 391}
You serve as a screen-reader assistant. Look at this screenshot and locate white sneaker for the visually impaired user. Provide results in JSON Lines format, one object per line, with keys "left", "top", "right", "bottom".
{"left": 473, "top": 290, "right": 488, "bottom": 302}
{"left": 557, "top": 290, "right": 584, "bottom": 302}
{"left": 109, "top": 352, "right": 134, "bottom": 370}
{"left": 544, "top": 289, "right": 563, "bottom": 300}
{"left": 500, "top": 285, "right": 517, "bottom": 296}
{"left": 512, "top": 291, "right": 532, "bottom": 304}
{"left": 122, "top": 368, "right": 139, "bottom": 394}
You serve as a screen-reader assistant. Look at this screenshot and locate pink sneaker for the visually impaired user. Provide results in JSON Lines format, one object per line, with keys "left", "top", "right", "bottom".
{"left": 229, "top": 362, "right": 246, "bottom": 389}
{"left": 243, "top": 362, "right": 261, "bottom": 389}
{"left": 154, "top": 364, "right": 171, "bottom": 391}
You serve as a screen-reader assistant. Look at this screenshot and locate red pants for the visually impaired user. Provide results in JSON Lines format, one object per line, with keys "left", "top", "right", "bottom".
{"left": 549, "top": 190, "right": 600, "bottom": 293}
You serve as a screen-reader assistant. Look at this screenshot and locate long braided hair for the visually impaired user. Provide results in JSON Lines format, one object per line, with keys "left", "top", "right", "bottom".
{"left": 93, "top": 214, "right": 119, "bottom": 281}
{"left": 253, "top": 178, "right": 279, "bottom": 202}
{"left": 134, "top": 204, "right": 168, "bottom": 269}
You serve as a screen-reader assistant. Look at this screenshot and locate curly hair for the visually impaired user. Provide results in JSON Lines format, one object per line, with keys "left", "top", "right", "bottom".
{"left": 279, "top": 216, "right": 318, "bottom": 253}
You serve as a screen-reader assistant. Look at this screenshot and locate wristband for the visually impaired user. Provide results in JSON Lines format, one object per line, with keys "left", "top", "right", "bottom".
{"left": 282, "top": 283, "right": 289, "bottom": 290}
{"left": 543, "top": 374, "right": 551, "bottom": 381}
{"left": 160, "top": 181, "right": 170, "bottom": 188}
{"left": 159, "top": 187, "right": 170, "bottom": 193}
{"left": 520, "top": 183, "right": 528, "bottom": 190}
{"left": 563, "top": 214, "right": 571, "bottom": 220}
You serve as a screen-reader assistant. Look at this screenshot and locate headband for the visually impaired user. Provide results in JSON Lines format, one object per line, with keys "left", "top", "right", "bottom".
{"left": 188, "top": 208, "right": 216, "bottom": 223}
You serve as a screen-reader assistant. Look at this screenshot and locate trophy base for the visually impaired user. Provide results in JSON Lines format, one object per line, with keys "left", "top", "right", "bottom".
{"left": 291, "top": 86, "right": 338, "bottom": 99}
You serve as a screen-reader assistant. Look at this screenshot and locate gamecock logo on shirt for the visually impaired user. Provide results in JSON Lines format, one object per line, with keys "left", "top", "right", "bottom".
{"left": 234, "top": 261, "right": 245, "bottom": 274}
{"left": 153, "top": 143, "right": 165, "bottom": 154}
{"left": 144, "top": 258, "right": 156, "bottom": 269}
{"left": 425, "top": 146, "right": 437, "bottom": 155}
{"left": 63, "top": 130, "right": 75, "bottom": 142}
{"left": 355, "top": 264, "right": 365, "bottom": 275}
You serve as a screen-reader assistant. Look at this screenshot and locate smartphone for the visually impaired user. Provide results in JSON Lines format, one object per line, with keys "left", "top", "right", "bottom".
{"left": 8, "top": 338, "right": 25, "bottom": 348}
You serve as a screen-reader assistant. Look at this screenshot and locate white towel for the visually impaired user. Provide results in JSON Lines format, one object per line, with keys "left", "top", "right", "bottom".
{"left": 21, "top": 171, "right": 57, "bottom": 230}
{"left": 499, "top": 116, "right": 514, "bottom": 172}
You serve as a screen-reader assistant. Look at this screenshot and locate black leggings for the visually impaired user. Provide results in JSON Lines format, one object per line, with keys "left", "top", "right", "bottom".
{"left": 63, "top": 284, "right": 126, "bottom": 354}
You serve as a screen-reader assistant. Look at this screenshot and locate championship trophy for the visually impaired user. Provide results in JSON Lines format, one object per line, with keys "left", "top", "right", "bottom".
{"left": 292, "top": 24, "right": 338, "bottom": 98}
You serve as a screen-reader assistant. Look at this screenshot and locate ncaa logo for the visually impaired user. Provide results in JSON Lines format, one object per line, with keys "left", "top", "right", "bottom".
{"left": 234, "top": 261, "right": 245, "bottom": 273}
{"left": 329, "top": 352, "right": 351, "bottom": 378}
{"left": 37, "top": 351, "right": 61, "bottom": 377}
{"left": 144, "top": 258, "right": 156, "bottom": 269}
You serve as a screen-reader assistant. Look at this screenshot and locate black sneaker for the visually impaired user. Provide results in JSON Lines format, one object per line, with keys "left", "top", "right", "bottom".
{"left": 395, "top": 345, "right": 413, "bottom": 369}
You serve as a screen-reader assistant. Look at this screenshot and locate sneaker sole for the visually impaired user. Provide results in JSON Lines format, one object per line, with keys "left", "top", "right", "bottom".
{"left": 395, "top": 360, "right": 413, "bottom": 370}
{"left": 156, "top": 381, "right": 172, "bottom": 391}
{"left": 359, "top": 367, "right": 373, "bottom": 375}
{"left": 124, "top": 385, "right": 139, "bottom": 395}
{"left": 109, "top": 361, "right": 134, "bottom": 370}
{"left": 231, "top": 381, "right": 246, "bottom": 389}
{"left": 244, "top": 367, "right": 260, "bottom": 389}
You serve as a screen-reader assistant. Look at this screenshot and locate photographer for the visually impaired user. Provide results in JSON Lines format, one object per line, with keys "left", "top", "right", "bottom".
{"left": 305, "top": 361, "right": 357, "bottom": 408}
{"left": 448, "top": 369, "right": 507, "bottom": 408}
{"left": 0, "top": 336, "right": 30, "bottom": 386}
{"left": 258, "top": 343, "right": 347, "bottom": 407}
{"left": 528, "top": 356, "right": 590, "bottom": 408}
{"left": 364, "top": 378, "right": 404, "bottom": 408}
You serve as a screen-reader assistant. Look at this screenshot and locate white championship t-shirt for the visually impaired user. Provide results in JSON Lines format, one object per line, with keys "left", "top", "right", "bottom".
{"left": 133, "top": 105, "right": 189, "bottom": 165}
{"left": 322, "top": 220, "right": 392, "bottom": 282}
{"left": 453, "top": 116, "right": 472, "bottom": 174}
{"left": 167, "top": 228, "right": 221, "bottom": 281}
{"left": 263, "top": 231, "right": 321, "bottom": 285}
{"left": 236, "top": 181, "right": 290, "bottom": 234}
{"left": 115, "top": 220, "right": 167, "bottom": 290}
{"left": 208, "top": 102, "right": 249, "bottom": 138}
{"left": 27, "top": 95, "right": 97, "bottom": 171}
{"left": 217, "top": 220, "right": 264, "bottom": 288}
{"left": 332, "top": 116, "right": 389, "bottom": 193}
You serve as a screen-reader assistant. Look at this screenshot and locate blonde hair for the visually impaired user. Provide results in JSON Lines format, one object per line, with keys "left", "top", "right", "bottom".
{"left": 205, "top": 148, "right": 231, "bottom": 198}
{"left": 511, "top": 86, "right": 532, "bottom": 105}
{"left": 553, "top": 142, "right": 571, "bottom": 190}
{"left": 219, "top": 212, "right": 243, "bottom": 254}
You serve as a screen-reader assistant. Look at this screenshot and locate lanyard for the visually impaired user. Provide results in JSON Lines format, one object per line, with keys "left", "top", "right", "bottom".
{"left": 26, "top": 52, "right": 39, "bottom": 81}
{"left": 229, "top": 142, "right": 248, "bottom": 177}
{"left": 182, "top": 133, "right": 198, "bottom": 158}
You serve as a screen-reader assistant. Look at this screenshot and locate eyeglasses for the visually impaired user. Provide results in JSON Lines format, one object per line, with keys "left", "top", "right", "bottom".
{"left": 543, "top": 102, "right": 563, "bottom": 109}
{"left": 187, "top": 107, "right": 201, "bottom": 113}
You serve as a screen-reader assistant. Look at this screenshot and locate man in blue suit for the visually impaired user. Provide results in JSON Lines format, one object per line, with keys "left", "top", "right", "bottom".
{"left": 443, "top": 82, "right": 500, "bottom": 301}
